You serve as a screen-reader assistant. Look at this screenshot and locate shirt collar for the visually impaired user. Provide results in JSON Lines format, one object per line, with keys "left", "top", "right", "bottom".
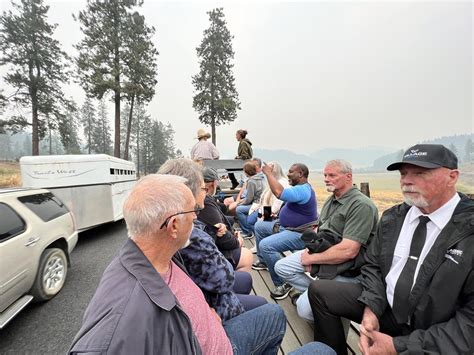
{"left": 333, "top": 186, "right": 359, "bottom": 205}
{"left": 120, "top": 239, "right": 177, "bottom": 311}
{"left": 407, "top": 193, "right": 461, "bottom": 230}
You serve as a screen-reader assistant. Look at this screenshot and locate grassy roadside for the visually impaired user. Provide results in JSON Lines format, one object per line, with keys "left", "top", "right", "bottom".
{"left": 0, "top": 161, "right": 21, "bottom": 187}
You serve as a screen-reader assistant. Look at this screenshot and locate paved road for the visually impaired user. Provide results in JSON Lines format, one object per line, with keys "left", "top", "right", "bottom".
{"left": 0, "top": 221, "right": 128, "bottom": 354}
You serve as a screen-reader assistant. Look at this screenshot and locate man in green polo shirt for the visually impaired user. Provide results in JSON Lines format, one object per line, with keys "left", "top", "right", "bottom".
{"left": 274, "top": 159, "right": 378, "bottom": 322}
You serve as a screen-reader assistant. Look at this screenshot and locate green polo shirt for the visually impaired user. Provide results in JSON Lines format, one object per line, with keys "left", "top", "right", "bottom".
{"left": 318, "top": 187, "right": 378, "bottom": 245}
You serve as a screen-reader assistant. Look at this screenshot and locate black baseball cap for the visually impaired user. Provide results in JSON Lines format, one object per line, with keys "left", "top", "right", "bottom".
{"left": 387, "top": 144, "right": 458, "bottom": 171}
{"left": 203, "top": 167, "right": 219, "bottom": 182}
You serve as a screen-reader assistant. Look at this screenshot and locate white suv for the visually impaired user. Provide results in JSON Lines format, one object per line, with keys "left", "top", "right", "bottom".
{"left": 0, "top": 188, "right": 78, "bottom": 329}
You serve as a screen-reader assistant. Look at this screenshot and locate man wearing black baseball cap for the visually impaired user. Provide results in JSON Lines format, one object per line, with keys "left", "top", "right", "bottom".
{"left": 307, "top": 144, "right": 474, "bottom": 355}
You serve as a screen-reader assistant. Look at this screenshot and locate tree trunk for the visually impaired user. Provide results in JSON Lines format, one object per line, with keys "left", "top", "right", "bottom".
{"left": 124, "top": 94, "right": 135, "bottom": 160}
{"left": 136, "top": 111, "right": 140, "bottom": 178}
{"left": 30, "top": 64, "right": 39, "bottom": 156}
{"left": 211, "top": 116, "right": 216, "bottom": 146}
{"left": 114, "top": 89, "right": 120, "bottom": 158}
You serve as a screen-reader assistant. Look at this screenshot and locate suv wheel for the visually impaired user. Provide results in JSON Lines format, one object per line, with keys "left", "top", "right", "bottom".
{"left": 31, "top": 248, "right": 68, "bottom": 301}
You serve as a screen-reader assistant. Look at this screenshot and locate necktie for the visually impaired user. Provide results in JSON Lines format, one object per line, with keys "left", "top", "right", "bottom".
{"left": 392, "top": 215, "right": 430, "bottom": 324}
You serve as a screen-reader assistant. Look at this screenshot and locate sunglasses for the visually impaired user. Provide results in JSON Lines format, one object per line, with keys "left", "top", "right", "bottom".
{"left": 159, "top": 206, "right": 202, "bottom": 229}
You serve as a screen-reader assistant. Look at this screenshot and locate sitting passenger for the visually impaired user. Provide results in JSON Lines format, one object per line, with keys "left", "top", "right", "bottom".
{"left": 246, "top": 161, "right": 288, "bottom": 235}
{"left": 69, "top": 174, "right": 285, "bottom": 354}
{"left": 158, "top": 159, "right": 267, "bottom": 320}
{"left": 235, "top": 161, "right": 266, "bottom": 238}
{"left": 252, "top": 163, "right": 319, "bottom": 301}
{"left": 198, "top": 167, "right": 253, "bottom": 272}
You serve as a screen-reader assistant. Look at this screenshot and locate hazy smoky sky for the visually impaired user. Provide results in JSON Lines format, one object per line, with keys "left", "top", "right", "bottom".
{"left": 0, "top": 0, "right": 472, "bottom": 158}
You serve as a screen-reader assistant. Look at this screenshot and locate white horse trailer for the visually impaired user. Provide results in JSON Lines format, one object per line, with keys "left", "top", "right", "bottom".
{"left": 20, "top": 154, "right": 136, "bottom": 231}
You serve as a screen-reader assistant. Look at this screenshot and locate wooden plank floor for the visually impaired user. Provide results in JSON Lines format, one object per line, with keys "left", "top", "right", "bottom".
{"left": 244, "top": 238, "right": 361, "bottom": 355}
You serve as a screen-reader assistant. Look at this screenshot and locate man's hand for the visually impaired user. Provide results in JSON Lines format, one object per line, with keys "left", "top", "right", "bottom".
{"left": 214, "top": 223, "right": 227, "bottom": 237}
{"left": 360, "top": 331, "right": 396, "bottom": 355}
{"left": 358, "top": 307, "right": 381, "bottom": 354}
{"left": 300, "top": 249, "right": 313, "bottom": 272}
{"left": 262, "top": 163, "right": 274, "bottom": 176}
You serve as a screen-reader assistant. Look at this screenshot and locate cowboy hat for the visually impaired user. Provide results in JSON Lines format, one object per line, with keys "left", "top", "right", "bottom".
{"left": 197, "top": 128, "right": 211, "bottom": 139}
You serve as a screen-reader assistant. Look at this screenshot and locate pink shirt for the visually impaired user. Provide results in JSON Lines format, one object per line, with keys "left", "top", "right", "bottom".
{"left": 162, "top": 261, "right": 232, "bottom": 355}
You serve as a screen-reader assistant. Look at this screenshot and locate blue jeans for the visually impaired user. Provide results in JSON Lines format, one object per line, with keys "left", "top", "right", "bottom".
{"left": 236, "top": 204, "right": 252, "bottom": 234}
{"left": 234, "top": 271, "right": 268, "bottom": 311}
{"left": 247, "top": 210, "right": 259, "bottom": 234}
{"left": 288, "top": 342, "right": 336, "bottom": 355}
{"left": 223, "top": 303, "right": 286, "bottom": 355}
{"left": 254, "top": 219, "right": 278, "bottom": 260}
{"left": 259, "top": 228, "right": 306, "bottom": 286}
{"left": 275, "top": 250, "right": 361, "bottom": 322}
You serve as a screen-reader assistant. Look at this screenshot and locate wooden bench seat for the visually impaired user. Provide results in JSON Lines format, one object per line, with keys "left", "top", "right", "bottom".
{"left": 244, "top": 238, "right": 361, "bottom": 354}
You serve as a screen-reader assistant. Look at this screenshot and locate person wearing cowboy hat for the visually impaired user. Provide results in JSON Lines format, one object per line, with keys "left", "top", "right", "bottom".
{"left": 191, "top": 128, "right": 220, "bottom": 161}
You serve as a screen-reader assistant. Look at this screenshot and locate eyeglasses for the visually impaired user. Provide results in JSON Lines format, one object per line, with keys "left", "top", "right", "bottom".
{"left": 201, "top": 187, "right": 209, "bottom": 193}
{"left": 160, "top": 206, "right": 202, "bottom": 229}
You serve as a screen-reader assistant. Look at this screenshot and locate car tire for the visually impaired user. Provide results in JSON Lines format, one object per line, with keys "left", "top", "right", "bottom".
{"left": 31, "top": 248, "right": 68, "bottom": 302}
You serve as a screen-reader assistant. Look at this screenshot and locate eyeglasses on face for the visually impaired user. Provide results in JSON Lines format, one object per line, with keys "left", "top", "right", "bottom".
{"left": 201, "top": 186, "right": 209, "bottom": 193}
{"left": 159, "top": 206, "right": 202, "bottom": 229}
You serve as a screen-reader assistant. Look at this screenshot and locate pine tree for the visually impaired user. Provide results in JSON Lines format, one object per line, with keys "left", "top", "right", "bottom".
{"left": 74, "top": 0, "right": 146, "bottom": 158}
{"left": 80, "top": 98, "right": 97, "bottom": 154}
{"left": 192, "top": 8, "right": 240, "bottom": 146}
{"left": 122, "top": 11, "right": 158, "bottom": 160}
{"left": 465, "top": 138, "right": 473, "bottom": 162}
{"left": 96, "top": 99, "right": 112, "bottom": 155}
{"left": 0, "top": 0, "right": 73, "bottom": 155}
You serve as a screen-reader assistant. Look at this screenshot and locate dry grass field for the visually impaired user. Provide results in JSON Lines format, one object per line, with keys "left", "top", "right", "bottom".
{"left": 0, "top": 161, "right": 21, "bottom": 187}
{"left": 1, "top": 160, "right": 472, "bottom": 213}
{"left": 310, "top": 164, "right": 474, "bottom": 214}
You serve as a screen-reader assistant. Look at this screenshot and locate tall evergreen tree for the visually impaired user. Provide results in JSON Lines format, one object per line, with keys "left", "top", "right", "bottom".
{"left": 74, "top": 0, "right": 145, "bottom": 158}
{"left": 80, "top": 98, "right": 97, "bottom": 154}
{"left": 58, "top": 105, "right": 82, "bottom": 154}
{"left": 96, "top": 99, "right": 112, "bottom": 155}
{"left": 0, "top": 0, "right": 72, "bottom": 155}
{"left": 465, "top": 138, "right": 473, "bottom": 162}
{"left": 192, "top": 8, "right": 240, "bottom": 146}
{"left": 122, "top": 11, "right": 158, "bottom": 160}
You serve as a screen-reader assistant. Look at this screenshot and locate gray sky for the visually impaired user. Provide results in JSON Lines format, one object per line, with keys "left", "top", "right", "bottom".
{"left": 0, "top": 0, "right": 472, "bottom": 159}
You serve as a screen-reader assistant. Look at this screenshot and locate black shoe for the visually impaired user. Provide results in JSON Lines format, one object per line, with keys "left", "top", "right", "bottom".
{"left": 251, "top": 260, "right": 268, "bottom": 271}
{"left": 241, "top": 233, "right": 253, "bottom": 240}
{"left": 290, "top": 291, "right": 302, "bottom": 306}
{"left": 270, "top": 283, "right": 293, "bottom": 300}
{"left": 230, "top": 181, "right": 239, "bottom": 190}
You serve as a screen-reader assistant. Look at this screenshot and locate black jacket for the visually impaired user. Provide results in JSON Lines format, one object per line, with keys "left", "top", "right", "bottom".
{"left": 358, "top": 193, "right": 474, "bottom": 354}
{"left": 301, "top": 229, "right": 366, "bottom": 279}
{"left": 198, "top": 195, "right": 240, "bottom": 264}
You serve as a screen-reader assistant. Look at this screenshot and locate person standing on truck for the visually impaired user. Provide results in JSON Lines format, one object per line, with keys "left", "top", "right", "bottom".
{"left": 229, "top": 129, "right": 253, "bottom": 189}
{"left": 191, "top": 128, "right": 220, "bottom": 161}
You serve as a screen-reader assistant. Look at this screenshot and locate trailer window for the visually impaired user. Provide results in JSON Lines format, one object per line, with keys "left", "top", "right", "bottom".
{"left": 0, "top": 203, "right": 26, "bottom": 242}
{"left": 110, "top": 168, "right": 115, "bottom": 175}
{"left": 18, "top": 193, "right": 69, "bottom": 222}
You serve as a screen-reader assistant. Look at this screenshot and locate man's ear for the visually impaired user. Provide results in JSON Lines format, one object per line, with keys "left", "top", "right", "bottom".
{"left": 447, "top": 169, "right": 460, "bottom": 187}
{"left": 166, "top": 216, "right": 179, "bottom": 239}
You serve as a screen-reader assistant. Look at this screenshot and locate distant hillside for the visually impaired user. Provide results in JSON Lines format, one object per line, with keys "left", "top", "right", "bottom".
{"left": 362, "top": 133, "right": 473, "bottom": 172}
{"left": 311, "top": 146, "right": 397, "bottom": 168}
{"left": 254, "top": 148, "right": 325, "bottom": 170}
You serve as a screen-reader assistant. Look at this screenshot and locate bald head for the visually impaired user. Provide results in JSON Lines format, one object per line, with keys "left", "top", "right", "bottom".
{"left": 123, "top": 174, "right": 193, "bottom": 240}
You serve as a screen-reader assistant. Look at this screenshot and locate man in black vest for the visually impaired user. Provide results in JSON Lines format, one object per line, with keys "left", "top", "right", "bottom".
{"left": 308, "top": 144, "right": 474, "bottom": 355}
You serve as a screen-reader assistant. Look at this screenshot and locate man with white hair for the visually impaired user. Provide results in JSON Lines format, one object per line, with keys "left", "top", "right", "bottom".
{"left": 308, "top": 144, "right": 474, "bottom": 355}
{"left": 69, "top": 174, "right": 286, "bottom": 354}
{"left": 274, "top": 159, "right": 378, "bottom": 321}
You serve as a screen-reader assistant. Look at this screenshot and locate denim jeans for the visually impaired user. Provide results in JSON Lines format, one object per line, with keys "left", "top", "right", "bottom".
{"left": 236, "top": 204, "right": 252, "bottom": 234}
{"left": 259, "top": 228, "right": 306, "bottom": 286}
{"left": 254, "top": 219, "right": 278, "bottom": 260}
{"left": 247, "top": 210, "right": 259, "bottom": 234}
{"left": 234, "top": 271, "right": 268, "bottom": 311}
{"left": 288, "top": 341, "right": 336, "bottom": 355}
{"left": 275, "top": 251, "right": 362, "bottom": 321}
{"left": 223, "top": 303, "right": 286, "bottom": 355}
